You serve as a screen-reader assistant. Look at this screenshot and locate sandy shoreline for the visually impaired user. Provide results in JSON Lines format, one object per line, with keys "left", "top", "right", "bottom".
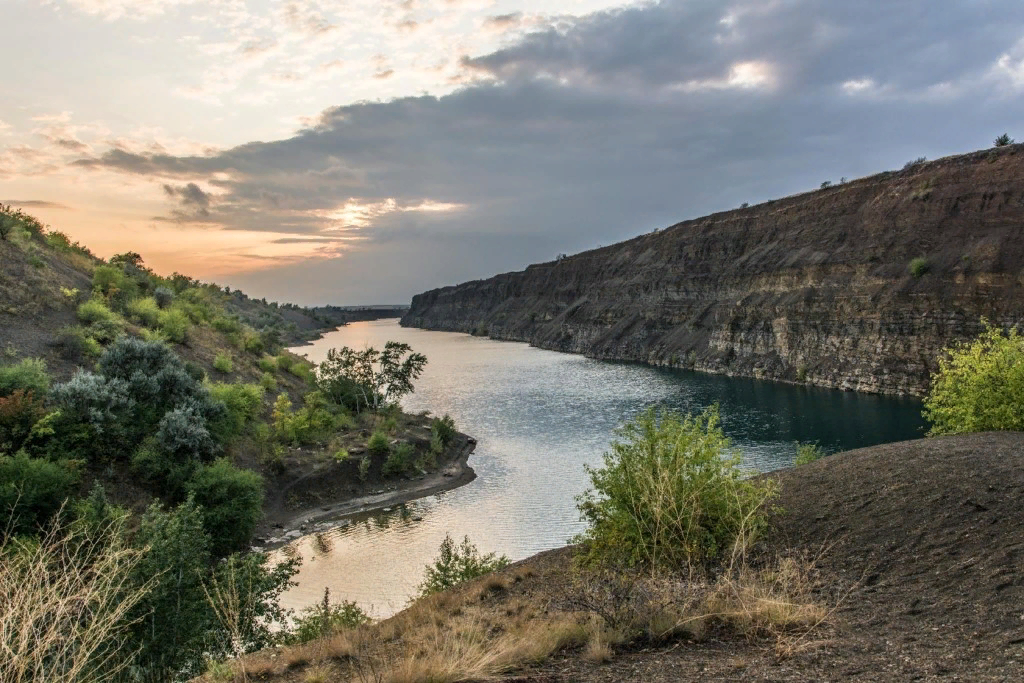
{"left": 257, "top": 438, "right": 477, "bottom": 548}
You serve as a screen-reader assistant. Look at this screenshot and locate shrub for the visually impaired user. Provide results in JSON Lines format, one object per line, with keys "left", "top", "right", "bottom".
{"left": 332, "top": 448, "right": 349, "bottom": 462}
{"left": 382, "top": 442, "right": 416, "bottom": 478}
{"left": 903, "top": 156, "right": 927, "bottom": 170}
{"left": 574, "top": 407, "right": 778, "bottom": 572}
{"left": 316, "top": 343, "right": 427, "bottom": 413}
{"left": 213, "top": 352, "right": 233, "bottom": 373}
{"left": 275, "top": 354, "right": 294, "bottom": 373}
{"left": 260, "top": 372, "right": 277, "bottom": 391}
{"left": 0, "top": 453, "right": 79, "bottom": 534}
{"left": 87, "top": 318, "right": 123, "bottom": 344}
{"left": 77, "top": 298, "right": 117, "bottom": 325}
{"left": 0, "top": 358, "right": 49, "bottom": 398}
{"left": 212, "top": 316, "right": 242, "bottom": 336}
{"left": 159, "top": 308, "right": 190, "bottom": 343}
{"left": 367, "top": 430, "right": 391, "bottom": 457}
{"left": 0, "top": 390, "right": 47, "bottom": 454}
{"left": 909, "top": 257, "right": 930, "bottom": 278}
{"left": 153, "top": 286, "right": 175, "bottom": 309}
{"left": 923, "top": 321, "right": 1024, "bottom": 435}
{"left": 431, "top": 414, "right": 457, "bottom": 448}
{"left": 243, "top": 333, "right": 265, "bottom": 356}
{"left": 994, "top": 133, "right": 1014, "bottom": 147}
{"left": 258, "top": 356, "right": 277, "bottom": 373}
{"left": 186, "top": 458, "right": 264, "bottom": 557}
{"left": 417, "top": 534, "right": 510, "bottom": 597}
{"left": 207, "top": 383, "right": 265, "bottom": 443}
{"left": 48, "top": 371, "right": 134, "bottom": 461}
{"left": 131, "top": 437, "right": 200, "bottom": 501}
{"left": 50, "top": 326, "right": 101, "bottom": 361}
{"left": 358, "top": 456, "right": 370, "bottom": 481}
{"left": 184, "top": 361, "right": 206, "bottom": 383}
{"left": 794, "top": 443, "right": 825, "bottom": 466}
{"left": 287, "top": 588, "right": 370, "bottom": 644}
{"left": 91, "top": 264, "right": 137, "bottom": 304}
{"left": 157, "top": 405, "right": 219, "bottom": 463}
{"left": 126, "top": 297, "right": 162, "bottom": 327}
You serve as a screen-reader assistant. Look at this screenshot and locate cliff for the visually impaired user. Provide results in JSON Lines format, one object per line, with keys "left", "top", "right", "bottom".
{"left": 402, "top": 145, "right": 1024, "bottom": 396}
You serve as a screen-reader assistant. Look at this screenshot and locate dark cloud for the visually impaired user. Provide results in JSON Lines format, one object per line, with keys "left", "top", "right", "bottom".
{"left": 483, "top": 13, "right": 522, "bottom": 30}
{"left": 71, "top": 0, "right": 1024, "bottom": 304}
{"left": 162, "top": 182, "right": 212, "bottom": 221}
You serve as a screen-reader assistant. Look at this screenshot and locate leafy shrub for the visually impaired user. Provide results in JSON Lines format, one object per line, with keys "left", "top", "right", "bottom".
{"left": 258, "top": 356, "right": 277, "bottom": 373}
{"left": 316, "top": 372, "right": 372, "bottom": 413}
{"left": 0, "top": 358, "right": 49, "bottom": 398}
{"left": 153, "top": 286, "right": 175, "bottom": 309}
{"left": 206, "top": 383, "right": 264, "bottom": 443}
{"left": 213, "top": 352, "right": 233, "bottom": 374}
{"left": 358, "top": 456, "right": 370, "bottom": 481}
{"left": 416, "top": 534, "right": 510, "bottom": 597}
{"left": 574, "top": 407, "right": 778, "bottom": 571}
{"left": 794, "top": 443, "right": 825, "bottom": 466}
{"left": 909, "top": 257, "right": 930, "bottom": 278}
{"left": 260, "top": 372, "right": 277, "bottom": 391}
{"left": 903, "top": 156, "right": 927, "bottom": 170}
{"left": 431, "top": 414, "right": 457, "bottom": 449}
{"left": 186, "top": 458, "right": 265, "bottom": 557}
{"left": 0, "top": 390, "right": 46, "bottom": 454}
{"left": 126, "top": 297, "right": 162, "bottom": 327}
{"left": 994, "top": 133, "right": 1014, "bottom": 147}
{"left": 243, "top": 333, "right": 265, "bottom": 356}
{"left": 87, "top": 318, "right": 123, "bottom": 344}
{"left": 0, "top": 453, "right": 79, "bottom": 534}
{"left": 131, "top": 437, "right": 199, "bottom": 501}
{"left": 91, "top": 265, "right": 137, "bottom": 304}
{"left": 48, "top": 371, "right": 134, "bottom": 461}
{"left": 77, "top": 298, "right": 117, "bottom": 325}
{"left": 159, "top": 308, "right": 190, "bottom": 343}
{"left": 367, "top": 430, "right": 391, "bottom": 457}
{"left": 51, "top": 326, "right": 101, "bottom": 361}
{"left": 924, "top": 321, "right": 1024, "bottom": 434}
{"left": 275, "top": 354, "right": 294, "bottom": 373}
{"left": 212, "top": 316, "right": 242, "bottom": 336}
{"left": 156, "top": 405, "right": 219, "bottom": 463}
{"left": 287, "top": 588, "right": 369, "bottom": 644}
{"left": 382, "top": 442, "right": 416, "bottom": 478}
{"left": 332, "top": 448, "right": 349, "bottom": 462}
{"left": 287, "top": 362, "right": 312, "bottom": 384}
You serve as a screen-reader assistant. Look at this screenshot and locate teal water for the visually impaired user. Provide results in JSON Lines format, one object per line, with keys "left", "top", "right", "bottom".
{"left": 281, "top": 319, "right": 925, "bottom": 617}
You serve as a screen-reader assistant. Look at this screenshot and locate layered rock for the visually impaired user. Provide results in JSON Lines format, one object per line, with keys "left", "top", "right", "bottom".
{"left": 402, "top": 146, "right": 1024, "bottom": 396}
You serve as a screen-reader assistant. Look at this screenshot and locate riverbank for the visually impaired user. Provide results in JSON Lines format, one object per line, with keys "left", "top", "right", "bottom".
{"left": 229, "top": 431, "right": 1024, "bottom": 682}
{"left": 255, "top": 431, "right": 477, "bottom": 548}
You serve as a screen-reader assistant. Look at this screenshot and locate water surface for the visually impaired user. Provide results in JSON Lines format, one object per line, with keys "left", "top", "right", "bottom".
{"left": 281, "top": 319, "right": 925, "bottom": 617}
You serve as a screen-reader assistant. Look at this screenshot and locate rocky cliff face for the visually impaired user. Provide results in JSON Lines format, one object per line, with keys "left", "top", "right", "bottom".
{"left": 402, "top": 146, "right": 1024, "bottom": 396}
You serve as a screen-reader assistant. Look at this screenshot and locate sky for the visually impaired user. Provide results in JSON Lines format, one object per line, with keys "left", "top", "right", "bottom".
{"left": 2, "top": 0, "right": 1024, "bottom": 305}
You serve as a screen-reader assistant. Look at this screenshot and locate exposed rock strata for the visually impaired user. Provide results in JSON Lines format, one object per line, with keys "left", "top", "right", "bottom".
{"left": 403, "top": 146, "right": 1024, "bottom": 396}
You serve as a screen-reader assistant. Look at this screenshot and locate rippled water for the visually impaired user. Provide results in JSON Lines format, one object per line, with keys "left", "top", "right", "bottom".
{"left": 280, "top": 319, "right": 925, "bottom": 618}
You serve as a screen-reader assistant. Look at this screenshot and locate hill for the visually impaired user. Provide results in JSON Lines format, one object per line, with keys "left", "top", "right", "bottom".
{"left": 235, "top": 432, "right": 1024, "bottom": 682}
{"left": 403, "top": 144, "right": 1024, "bottom": 396}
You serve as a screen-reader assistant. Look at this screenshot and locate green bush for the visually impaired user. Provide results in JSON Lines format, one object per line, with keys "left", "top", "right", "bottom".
{"left": 416, "top": 534, "right": 510, "bottom": 597}
{"left": 367, "top": 430, "right": 391, "bottom": 457}
{"left": 91, "top": 265, "right": 132, "bottom": 301}
{"left": 159, "top": 308, "right": 190, "bottom": 343}
{"left": 431, "top": 414, "right": 457, "bottom": 448}
{"left": 574, "top": 407, "right": 778, "bottom": 571}
{"left": 243, "top": 333, "right": 265, "bottom": 356}
{"left": 186, "top": 458, "right": 264, "bottom": 557}
{"left": 0, "top": 453, "right": 79, "bottom": 534}
{"left": 0, "top": 390, "right": 47, "bottom": 454}
{"left": 258, "top": 356, "right": 278, "bottom": 373}
{"left": 77, "top": 298, "right": 117, "bottom": 325}
{"left": 382, "top": 442, "right": 416, "bottom": 478}
{"left": 213, "top": 352, "right": 233, "bottom": 374}
{"left": 51, "top": 325, "right": 102, "bottom": 361}
{"left": 275, "top": 354, "right": 294, "bottom": 373}
{"left": 131, "top": 437, "right": 200, "bottom": 501}
{"left": 287, "top": 588, "right": 370, "bottom": 644}
{"left": 260, "top": 372, "right": 277, "bottom": 391}
{"left": 153, "top": 286, "right": 175, "bottom": 309}
{"left": 87, "top": 318, "right": 123, "bottom": 344}
{"left": 924, "top": 322, "right": 1024, "bottom": 435}
{"left": 207, "top": 382, "right": 265, "bottom": 443}
{"left": 358, "top": 456, "right": 370, "bottom": 481}
{"left": 794, "top": 443, "right": 825, "bottom": 466}
{"left": 0, "top": 358, "right": 50, "bottom": 398}
{"left": 909, "top": 257, "right": 930, "bottom": 278}
{"left": 126, "top": 297, "right": 162, "bottom": 327}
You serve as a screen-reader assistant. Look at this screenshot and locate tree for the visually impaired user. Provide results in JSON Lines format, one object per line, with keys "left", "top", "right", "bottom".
{"left": 994, "top": 133, "right": 1014, "bottom": 147}
{"left": 316, "top": 341, "right": 427, "bottom": 413}
{"left": 416, "top": 534, "right": 510, "bottom": 597}
{"left": 923, "top": 321, "right": 1024, "bottom": 435}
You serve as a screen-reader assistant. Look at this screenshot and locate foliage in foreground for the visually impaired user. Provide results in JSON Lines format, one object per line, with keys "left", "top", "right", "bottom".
{"left": 417, "top": 533, "right": 511, "bottom": 597}
{"left": 924, "top": 321, "right": 1024, "bottom": 435}
{"left": 574, "top": 406, "right": 778, "bottom": 572}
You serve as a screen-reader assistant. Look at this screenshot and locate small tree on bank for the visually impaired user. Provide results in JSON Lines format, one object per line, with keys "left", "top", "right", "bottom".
{"left": 923, "top": 321, "right": 1024, "bottom": 435}
{"left": 316, "top": 341, "right": 427, "bottom": 413}
{"left": 994, "top": 133, "right": 1014, "bottom": 147}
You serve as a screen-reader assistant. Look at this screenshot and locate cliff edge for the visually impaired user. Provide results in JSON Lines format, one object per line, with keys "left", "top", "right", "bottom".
{"left": 403, "top": 145, "right": 1024, "bottom": 396}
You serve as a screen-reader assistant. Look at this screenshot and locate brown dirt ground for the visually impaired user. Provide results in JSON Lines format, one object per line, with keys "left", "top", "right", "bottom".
{"left": 248, "top": 431, "right": 1024, "bottom": 683}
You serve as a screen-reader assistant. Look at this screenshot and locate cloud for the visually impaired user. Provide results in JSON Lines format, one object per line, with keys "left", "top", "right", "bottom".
{"left": 62, "top": 0, "right": 207, "bottom": 21}
{"left": 2, "top": 200, "right": 74, "bottom": 210}
{"left": 67, "top": 0, "right": 1024, "bottom": 304}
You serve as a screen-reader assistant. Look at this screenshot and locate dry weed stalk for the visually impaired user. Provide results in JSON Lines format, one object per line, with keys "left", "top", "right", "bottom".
{"left": 0, "top": 514, "right": 153, "bottom": 683}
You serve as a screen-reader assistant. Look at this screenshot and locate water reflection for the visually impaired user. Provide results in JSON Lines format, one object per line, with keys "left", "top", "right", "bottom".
{"left": 278, "top": 320, "right": 925, "bottom": 618}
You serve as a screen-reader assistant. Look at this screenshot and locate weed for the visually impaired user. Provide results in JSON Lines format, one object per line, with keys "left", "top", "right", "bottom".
{"left": 214, "top": 352, "right": 233, "bottom": 373}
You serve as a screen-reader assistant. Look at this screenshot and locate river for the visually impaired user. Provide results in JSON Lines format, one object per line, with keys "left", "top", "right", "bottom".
{"left": 280, "top": 319, "right": 925, "bottom": 618}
